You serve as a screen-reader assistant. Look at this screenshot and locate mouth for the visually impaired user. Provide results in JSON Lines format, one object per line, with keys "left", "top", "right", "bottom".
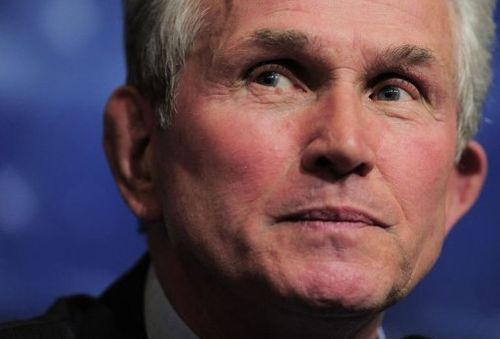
{"left": 276, "top": 207, "right": 388, "bottom": 229}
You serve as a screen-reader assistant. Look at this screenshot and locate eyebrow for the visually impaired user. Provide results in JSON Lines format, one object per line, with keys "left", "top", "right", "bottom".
{"left": 228, "top": 29, "right": 436, "bottom": 68}
{"left": 247, "top": 29, "right": 312, "bottom": 50}
{"left": 373, "top": 44, "right": 437, "bottom": 70}
{"left": 214, "top": 28, "right": 325, "bottom": 72}
{"left": 217, "top": 29, "right": 317, "bottom": 60}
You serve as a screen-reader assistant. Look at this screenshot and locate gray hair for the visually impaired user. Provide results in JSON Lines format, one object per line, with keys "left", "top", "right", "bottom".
{"left": 122, "top": 0, "right": 496, "bottom": 158}
{"left": 123, "top": 0, "right": 205, "bottom": 126}
{"left": 451, "top": 0, "right": 496, "bottom": 157}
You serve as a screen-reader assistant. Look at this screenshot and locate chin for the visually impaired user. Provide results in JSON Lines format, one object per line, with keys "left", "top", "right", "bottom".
{"left": 266, "top": 260, "right": 403, "bottom": 316}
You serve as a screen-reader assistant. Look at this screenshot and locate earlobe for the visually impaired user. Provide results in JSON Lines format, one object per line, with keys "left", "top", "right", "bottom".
{"left": 445, "top": 141, "right": 488, "bottom": 233}
{"left": 103, "top": 86, "right": 163, "bottom": 221}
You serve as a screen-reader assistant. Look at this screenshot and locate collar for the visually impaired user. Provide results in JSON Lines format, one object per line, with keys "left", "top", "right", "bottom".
{"left": 144, "top": 265, "right": 198, "bottom": 339}
{"left": 378, "top": 326, "right": 387, "bottom": 339}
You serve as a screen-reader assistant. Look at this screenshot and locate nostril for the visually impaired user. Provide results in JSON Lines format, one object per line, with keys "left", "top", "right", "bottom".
{"left": 315, "top": 156, "right": 331, "bottom": 168}
{"left": 301, "top": 134, "right": 376, "bottom": 180}
{"left": 356, "top": 162, "right": 373, "bottom": 176}
{"left": 310, "top": 153, "right": 373, "bottom": 179}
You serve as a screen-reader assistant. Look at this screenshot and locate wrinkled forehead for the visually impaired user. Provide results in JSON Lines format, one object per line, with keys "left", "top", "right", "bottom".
{"left": 203, "top": 0, "right": 456, "bottom": 26}
{"left": 194, "top": 0, "right": 456, "bottom": 67}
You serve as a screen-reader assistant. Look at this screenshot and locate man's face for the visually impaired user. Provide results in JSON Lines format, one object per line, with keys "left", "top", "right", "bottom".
{"left": 152, "top": 0, "right": 459, "bottom": 313}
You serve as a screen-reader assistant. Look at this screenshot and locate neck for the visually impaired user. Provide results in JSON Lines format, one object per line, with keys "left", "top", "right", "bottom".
{"left": 147, "top": 227, "right": 383, "bottom": 339}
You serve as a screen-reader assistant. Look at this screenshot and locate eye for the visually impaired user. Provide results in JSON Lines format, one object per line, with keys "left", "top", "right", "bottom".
{"left": 246, "top": 62, "right": 305, "bottom": 93}
{"left": 254, "top": 71, "right": 294, "bottom": 89}
{"left": 369, "top": 77, "right": 421, "bottom": 102}
{"left": 244, "top": 61, "right": 311, "bottom": 104}
{"left": 373, "top": 85, "right": 411, "bottom": 101}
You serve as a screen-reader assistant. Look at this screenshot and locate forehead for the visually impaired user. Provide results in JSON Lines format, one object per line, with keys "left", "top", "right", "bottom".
{"left": 198, "top": 0, "right": 456, "bottom": 68}
{"left": 211, "top": 0, "right": 454, "bottom": 32}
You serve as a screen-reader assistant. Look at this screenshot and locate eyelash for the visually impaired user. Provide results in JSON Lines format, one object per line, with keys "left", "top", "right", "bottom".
{"left": 368, "top": 73, "right": 427, "bottom": 101}
{"left": 245, "top": 61, "right": 300, "bottom": 85}
{"left": 372, "top": 77, "right": 420, "bottom": 99}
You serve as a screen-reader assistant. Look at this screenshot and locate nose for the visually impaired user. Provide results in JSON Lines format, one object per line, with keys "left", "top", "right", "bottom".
{"left": 300, "top": 87, "right": 375, "bottom": 180}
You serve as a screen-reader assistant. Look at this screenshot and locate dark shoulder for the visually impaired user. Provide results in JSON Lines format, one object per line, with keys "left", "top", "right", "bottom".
{"left": 0, "top": 255, "right": 149, "bottom": 339}
{"left": 0, "top": 294, "right": 119, "bottom": 339}
{"left": 0, "top": 317, "right": 74, "bottom": 339}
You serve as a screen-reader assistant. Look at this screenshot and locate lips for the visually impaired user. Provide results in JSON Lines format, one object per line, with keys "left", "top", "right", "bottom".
{"left": 277, "top": 207, "right": 388, "bottom": 228}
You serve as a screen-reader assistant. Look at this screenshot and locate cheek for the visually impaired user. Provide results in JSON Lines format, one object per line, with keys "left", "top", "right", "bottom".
{"left": 155, "top": 107, "right": 297, "bottom": 246}
{"left": 154, "top": 108, "right": 301, "bottom": 277}
{"left": 379, "top": 122, "right": 455, "bottom": 215}
{"left": 378, "top": 126, "right": 456, "bottom": 274}
{"left": 179, "top": 112, "right": 296, "bottom": 206}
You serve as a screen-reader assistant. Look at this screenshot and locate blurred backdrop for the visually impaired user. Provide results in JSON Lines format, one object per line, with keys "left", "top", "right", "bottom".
{"left": 0, "top": 1, "right": 498, "bottom": 338}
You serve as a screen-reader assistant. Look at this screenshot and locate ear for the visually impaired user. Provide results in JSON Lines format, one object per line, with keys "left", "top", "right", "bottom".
{"left": 445, "top": 140, "right": 487, "bottom": 233}
{"left": 103, "top": 86, "right": 163, "bottom": 221}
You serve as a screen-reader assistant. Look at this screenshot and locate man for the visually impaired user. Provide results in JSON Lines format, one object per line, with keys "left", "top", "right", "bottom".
{"left": 0, "top": 0, "right": 496, "bottom": 338}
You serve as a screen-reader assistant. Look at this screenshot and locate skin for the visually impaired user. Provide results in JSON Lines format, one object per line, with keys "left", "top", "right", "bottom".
{"left": 104, "top": 0, "right": 487, "bottom": 338}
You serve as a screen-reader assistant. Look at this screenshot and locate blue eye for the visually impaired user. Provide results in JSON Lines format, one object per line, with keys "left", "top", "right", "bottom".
{"left": 376, "top": 86, "right": 402, "bottom": 101}
{"left": 255, "top": 71, "right": 281, "bottom": 87}
{"left": 254, "top": 71, "right": 293, "bottom": 89}
{"left": 371, "top": 80, "right": 417, "bottom": 102}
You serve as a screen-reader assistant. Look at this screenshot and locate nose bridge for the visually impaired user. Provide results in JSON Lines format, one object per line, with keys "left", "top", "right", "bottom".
{"left": 318, "top": 82, "right": 367, "bottom": 148}
{"left": 301, "top": 81, "right": 375, "bottom": 178}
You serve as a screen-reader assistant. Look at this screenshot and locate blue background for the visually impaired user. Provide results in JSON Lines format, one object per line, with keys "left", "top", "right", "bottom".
{"left": 0, "top": 1, "right": 498, "bottom": 338}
